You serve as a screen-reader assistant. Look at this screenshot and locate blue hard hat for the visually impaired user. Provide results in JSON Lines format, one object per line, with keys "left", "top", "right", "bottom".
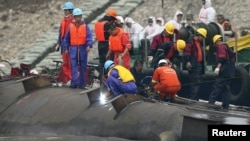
{"left": 73, "top": 8, "right": 83, "bottom": 16}
{"left": 63, "top": 2, "right": 74, "bottom": 10}
{"left": 104, "top": 60, "right": 114, "bottom": 71}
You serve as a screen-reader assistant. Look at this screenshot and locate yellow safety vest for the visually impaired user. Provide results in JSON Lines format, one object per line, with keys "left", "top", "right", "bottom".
{"left": 108, "top": 65, "right": 135, "bottom": 83}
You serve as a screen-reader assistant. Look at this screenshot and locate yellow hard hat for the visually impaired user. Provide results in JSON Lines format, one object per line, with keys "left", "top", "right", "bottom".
{"left": 213, "top": 35, "right": 222, "bottom": 44}
{"left": 176, "top": 39, "right": 186, "bottom": 52}
{"left": 164, "top": 23, "right": 174, "bottom": 35}
{"left": 196, "top": 28, "right": 207, "bottom": 38}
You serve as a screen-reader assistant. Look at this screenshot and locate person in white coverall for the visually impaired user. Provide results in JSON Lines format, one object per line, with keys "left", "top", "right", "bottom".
{"left": 198, "top": 0, "right": 216, "bottom": 24}
{"left": 167, "top": 10, "right": 183, "bottom": 31}
{"left": 155, "top": 17, "right": 165, "bottom": 36}
{"left": 124, "top": 17, "right": 144, "bottom": 59}
{"left": 139, "top": 16, "right": 160, "bottom": 44}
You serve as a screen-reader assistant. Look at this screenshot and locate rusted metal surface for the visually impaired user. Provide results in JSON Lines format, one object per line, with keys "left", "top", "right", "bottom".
{"left": 18, "top": 75, "right": 51, "bottom": 92}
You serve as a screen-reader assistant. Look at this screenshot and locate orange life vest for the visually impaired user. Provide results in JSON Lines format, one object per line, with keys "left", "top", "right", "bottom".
{"left": 165, "top": 43, "right": 175, "bottom": 59}
{"left": 95, "top": 21, "right": 108, "bottom": 41}
{"left": 69, "top": 23, "right": 87, "bottom": 46}
{"left": 222, "top": 21, "right": 234, "bottom": 31}
{"left": 60, "top": 15, "right": 74, "bottom": 38}
{"left": 194, "top": 39, "right": 203, "bottom": 63}
{"left": 109, "top": 28, "right": 124, "bottom": 52}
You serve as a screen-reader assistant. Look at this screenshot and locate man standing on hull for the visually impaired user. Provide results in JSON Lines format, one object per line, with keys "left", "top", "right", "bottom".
{"left": 183, "top": 28, "right": 207, "bottom": 100}
{"left": 64, "top": 8, "right": 93, "bottom": 89}
{"left": 95, "top": 8, "right": 117, "bottom": 82}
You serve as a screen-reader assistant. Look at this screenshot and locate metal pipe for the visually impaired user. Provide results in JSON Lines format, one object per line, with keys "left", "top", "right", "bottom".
{"left": 234, "top": 32, "right": 239, "bottom": 65}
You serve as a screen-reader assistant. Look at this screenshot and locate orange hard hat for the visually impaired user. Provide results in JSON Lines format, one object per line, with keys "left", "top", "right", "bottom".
{"left": 106, "top": 8, "right": 117, "bottom": 18}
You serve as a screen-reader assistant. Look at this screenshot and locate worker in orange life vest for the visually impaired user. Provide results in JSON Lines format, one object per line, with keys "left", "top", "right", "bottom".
{"left": 217, "top": 14, "right": 235, "bottom": 40}
{"left": 106, "top": 24, "right": 132, "bottom": 70}
{"left": 183, "top": 28, "right": 207, "bottom": 101}
{"left": 151, "top": 59, "right": 181, "bottom": 102}
{"left": 63, "top": 8, "right": 93, "bottom": 89}
{"left": 57, "top": 2, "right": 74, "bottom": 83}
{"left": 94, "top": 8, "right": 117, "bottom": 81}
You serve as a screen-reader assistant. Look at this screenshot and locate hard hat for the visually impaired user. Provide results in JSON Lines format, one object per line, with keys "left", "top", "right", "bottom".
{"left": 164, "top": 23, "right": 175, "bottom": 35}
{"left": 213, "top": 35, "right": 222, "bottom": 44}
{"left": 73, "top": 8, "right": 83, "bottom": 16}
{"left": 196, "top": 28, "right": 207, "bottom": 38}
{"left": 176, "top": 39, "right": 186, "bottom": 52}
{"left": 104, "top": 60, "right": 115, "bottom": 71}
{"left": 63, "top": 2, "right": 74, "bottom": 10}
{"left": 158, "top": 59, "right": 168, "bottom": 65}
{"left": 106, "top": 8, "right": 117, "bottom": 18}
{"left": 116, "top": 16, "right": 124, "bottom": 23}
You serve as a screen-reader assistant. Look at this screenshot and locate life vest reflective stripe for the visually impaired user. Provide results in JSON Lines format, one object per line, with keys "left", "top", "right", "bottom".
{"left": 95, "top": 21, "right": 108, "bottom": 41}
{"left": 69, "top": 23, "right": 87, "bottom": 46}
{"left": 194, "top": 40, "right": 203, "bottom": 62}
{"left": 108, "top": 65, "right": 135, "bottom": 83}
{"left": 60, "top": 16, "right": 74, "bottom": 38}
{"left": 109, "top": 28, "right": 124, "bottom": 52}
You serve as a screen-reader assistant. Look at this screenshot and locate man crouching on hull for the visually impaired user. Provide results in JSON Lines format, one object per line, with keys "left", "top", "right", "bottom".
{"left": 104, "top": 60, "right": 137, "bottom": 96}
{"left": 151, "top": 59, "right": 181, "bottom": 102}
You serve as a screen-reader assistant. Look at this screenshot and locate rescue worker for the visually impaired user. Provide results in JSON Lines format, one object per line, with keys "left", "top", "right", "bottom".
{"left": 217, "top": 14, "right": 234, "bottom": 40}
{"left": 139, "top": 16, "right": 160, "bottom": 44}
{"left": 116, "top": 16, "right": 124, "bottom": 28}
{"left": 208, "top": 35, "right": 235, "bottom": 110}
{"left": 198, "top": 0, "right": 216, "bottom": 24}
{"left": 130, "top": 60, "right": 146, "bottom": 97}
{"left": 57, "top": 2, "right": 74, "bottom": 83}
{"left": 104, "top": 60, "right": 137, "bottom": 96}
{"left": 155, "top": 17, "right": 165, "bottom": 34}
{"left": 151, "top": 39, "right": 186, "bottom": 69}
{"left": 124, "top": 17, "right": 144, "bottom": 59}
{"left": 167, "top": 10, "right": 183, "bottom": 31}
{"left": 63, "top": 8, "right": 93, "bottom": 89}
{"left": 105, "top": 24, "right": 132, "bottom": 70}
{"left": 182, "top": 14, "right": 195, "bottom": 27}
{"left": 151, "top": 59, "right": 181, "bottom": 102}
{"left": 147, "top": 23, "right": 175, "bottom": 63}
{"left": 94, "top": 8, "right": 117, "bottom": 82}
{"left": 183, "top": 28, "right": 207, "bottom": 100}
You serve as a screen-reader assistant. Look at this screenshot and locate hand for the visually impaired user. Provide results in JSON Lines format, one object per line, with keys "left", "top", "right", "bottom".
{"left": 147, "top": 56, "right": 153, "bottom": 64}
{"left": 214, "top": 68, "right": 220, "bottom": 76}
{"left": 86, "top": 46, "right": 90, "bottom": 52}
{"left": 64, "top": 50, "right": 69, "bottom": 54}
{"left": 118, "top": 55, "right": 123, "bottom": 65}
{"left": 119, "top": 54, "right": 124, "bottom": 59}
{"left": 106, "top": 54, "right": 110, "bottom": 60}
{"left": 55, "top": 44, "right": 60, "bottom": 52}
{"left": 186, "top": 62, "right": 192, "bottom": 70}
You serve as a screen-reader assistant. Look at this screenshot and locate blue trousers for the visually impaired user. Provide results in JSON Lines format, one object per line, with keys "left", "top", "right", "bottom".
{"left": 208, "top": 76, "right": 231, "bottom": 108}
{"left": 106, "top": 76, "right": 137, "bottom": 96}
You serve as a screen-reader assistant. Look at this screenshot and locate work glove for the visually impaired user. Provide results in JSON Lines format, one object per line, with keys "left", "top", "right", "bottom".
{"left": 186, "top": 62, "right": 192, "bottom": 70}
{"left": 147, "top": 56, "right": 153, "bottom": 64}
{"left": 214, "top": 68, "right": 220, "bottom": 76}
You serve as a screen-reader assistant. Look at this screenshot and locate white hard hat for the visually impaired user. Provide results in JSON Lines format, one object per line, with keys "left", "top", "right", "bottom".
{"left": 116, "top": 16, "right": 124, "bottom": 23}
{"left": 158, "top": 59, "right": 168, "bottom": 65}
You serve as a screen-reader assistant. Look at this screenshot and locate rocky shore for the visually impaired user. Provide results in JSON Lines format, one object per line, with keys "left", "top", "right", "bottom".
{"left": 0, "top": 0, "right": 249, "bottom": 71}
